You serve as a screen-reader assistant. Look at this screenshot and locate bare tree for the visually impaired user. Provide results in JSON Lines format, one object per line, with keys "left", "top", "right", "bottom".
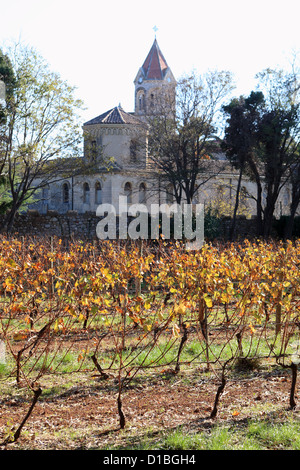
{"left": 0, "top": 42, "right": 87, "bottom": 231}
{"left": 146, "top": 71, "right": 234, "bottom": 204}
{"left": 0, "top": 47, "right": 16, "bottom": 213}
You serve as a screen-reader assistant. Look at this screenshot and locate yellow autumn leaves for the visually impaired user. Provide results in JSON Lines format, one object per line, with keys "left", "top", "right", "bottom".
{"left": 0, "top": 236, "right": 300, "bottom": 343}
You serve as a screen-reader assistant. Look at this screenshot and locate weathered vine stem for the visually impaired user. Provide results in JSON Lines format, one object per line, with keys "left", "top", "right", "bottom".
{"left": 1, "top": 386, "right": 42, "bottom": 446}
{"left": 210, "top": 375, "right": 226, "bottom": 419}
{"left": 117, "top": 393, "right": 126, "bottom": 429}
{"left": 290, "top": 363, "right": 298, "bottom": 410}
{"left": 175, "top": 321, "right": 188, "bottom": 374}
{"left": 91, "top": 353, "right": 110, "bottom": 379}
{"left": 210, "top": 359, "right": 232, "bottom": 419}
{"left": 276, "top": 359, "right": 298, "bottom": 410}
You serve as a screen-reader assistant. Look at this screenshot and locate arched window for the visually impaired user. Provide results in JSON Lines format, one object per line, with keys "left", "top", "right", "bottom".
{"left": 150, "top": 93, "right": 155, "bottom": 108}
{"left": 95, "top": 182, "right": 102, "bottom": 205}
{"left": 166, "top": 184, "right": 174, "bottom": 204}
{"left": 139, "top": 183, "right": 146, "bottom": 203}
{"left": 124, "top": 182, "right": 132, "bottom": 204}
{"left": 63, "top": 182, "right": 69, "bottom": 204}
{"left": 83, "top": 182, "right": 90, "bottom": 204}
{"left": 139, "top": 95, "right": 145, "bottom": 111}
{"left": 137, "top": 89, "right": 146, "bottom": 112}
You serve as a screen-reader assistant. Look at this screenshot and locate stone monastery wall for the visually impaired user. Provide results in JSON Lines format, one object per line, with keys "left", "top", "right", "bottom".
{"left": 0, "top": 210, "right": 259, "bottom": 241}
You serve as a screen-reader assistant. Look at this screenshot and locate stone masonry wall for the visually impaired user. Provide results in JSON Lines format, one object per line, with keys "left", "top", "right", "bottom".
{"left": 0, "top": 211, "right": 260, "bottom": 241}
{"left": 1, "top": 210, "right": 100, "bottom": 239}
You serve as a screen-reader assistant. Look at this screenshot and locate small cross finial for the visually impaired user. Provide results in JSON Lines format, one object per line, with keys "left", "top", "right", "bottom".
{"left": 153, "top": 25, "right": 158, "bottom": 37}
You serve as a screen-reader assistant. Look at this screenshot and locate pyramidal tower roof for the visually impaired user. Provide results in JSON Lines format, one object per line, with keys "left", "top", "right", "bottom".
{"left": 141, "top": 38, "right": 169, "bottom": 80}
{"left": 84, "top": 105, "right": 142, "bottom": 126}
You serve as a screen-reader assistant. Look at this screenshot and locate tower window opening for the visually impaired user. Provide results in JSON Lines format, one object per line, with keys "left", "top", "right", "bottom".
{"left": 138, "top": 91, "right": 145, "bottom": 112}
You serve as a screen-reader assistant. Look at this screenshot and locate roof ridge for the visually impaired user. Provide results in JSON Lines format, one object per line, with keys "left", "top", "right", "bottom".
{"left": 116, "top": 106, "right": 126, "bottom": 124}
{"left": 101, "top": 107, "right": 114, "bottom": 123}
{"left": 84, "top": 105, "right": 143, "bottom": 126}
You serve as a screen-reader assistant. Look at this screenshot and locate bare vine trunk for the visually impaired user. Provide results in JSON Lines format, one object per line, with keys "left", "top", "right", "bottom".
{"left": 117, "top": 393, "right": 126, "bottom": 429}
{"left": 210, "top": 374, "right": 226, "bottom": 419}
{"left": 175, "top": 322, "right": 188, "bottom": 373}
{"left": 1, "top": 387, "right": 42, "bottom": 446}
{"left": 290, "top": 363, "right": 297, "bottom": 410}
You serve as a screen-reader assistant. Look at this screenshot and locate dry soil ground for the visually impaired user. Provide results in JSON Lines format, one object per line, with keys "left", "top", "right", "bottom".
{"left": 0, "top": 362, "right": 297, "bottom": 450}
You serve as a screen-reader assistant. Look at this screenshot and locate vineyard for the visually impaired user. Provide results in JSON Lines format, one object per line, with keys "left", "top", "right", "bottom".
{"left": 0, "top": 235, "right": 300, "bottom": 449}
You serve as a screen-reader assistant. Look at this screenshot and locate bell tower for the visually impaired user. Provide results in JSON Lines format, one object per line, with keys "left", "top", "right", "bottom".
{"left": 134, "top": 38, "right": 176, "bottom": 117}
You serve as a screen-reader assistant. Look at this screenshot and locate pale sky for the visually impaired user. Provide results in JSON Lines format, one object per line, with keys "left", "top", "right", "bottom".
{"left": 0, "top": 0, "right": 299, "bottom": 123}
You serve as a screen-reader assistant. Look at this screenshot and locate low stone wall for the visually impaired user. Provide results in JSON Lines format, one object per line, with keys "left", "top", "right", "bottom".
{"left": 1, "top": 210, "right": 100, "bottom": 239}
{"left": 0, "top": 210, "right": 261, "bottom": 241}
{"left": 214, "top": 215, "right": 259, "bottom": 240}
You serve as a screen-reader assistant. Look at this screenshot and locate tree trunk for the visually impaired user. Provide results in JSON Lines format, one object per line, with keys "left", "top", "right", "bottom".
{"left": 210, "top": 374, "right": 226, "bottom": 419}
{"left": 290, "top": 363, "right": 297, "bottom": 410}
{"left": 1, "top": 198, "right": 22, "bottom": 233}
{"left": 248, "top": 158, "right": 264, "bottom": 237}
{"left": 175, "top": 322, "right": 188, "bottom": 373}
{"left": 1, "top": 387, "right": 42, "bottom": 445}
{"left": 285, "top": 198, "right": 299, "bottom": 239}
{"left": 117, "top": 394, "right": 126, "bottom": 429}
{"left": 229, "top": 163, "right": 244, "bottom": 241}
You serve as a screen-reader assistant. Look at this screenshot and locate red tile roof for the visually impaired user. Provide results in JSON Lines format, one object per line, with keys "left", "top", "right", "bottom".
{"left": 142, "top": 39, "right": 169, "bottom": 80}
{"left": 84, "top": 106, "right": 142, "bottom": 126}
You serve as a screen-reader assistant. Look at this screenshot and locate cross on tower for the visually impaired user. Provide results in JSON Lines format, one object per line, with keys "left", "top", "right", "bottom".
{"left": 153, "top": 25, "right": 158, "bottom": 37}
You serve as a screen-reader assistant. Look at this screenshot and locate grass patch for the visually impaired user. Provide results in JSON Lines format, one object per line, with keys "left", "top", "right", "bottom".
{"left": 247, "top": 418, "right": 300, "bottom": 450}
{"left": 0, "top": 362, "right": 8, "bottom": 377}
{"left": 106, "top": 414, "right": 300, "bottom": 451}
